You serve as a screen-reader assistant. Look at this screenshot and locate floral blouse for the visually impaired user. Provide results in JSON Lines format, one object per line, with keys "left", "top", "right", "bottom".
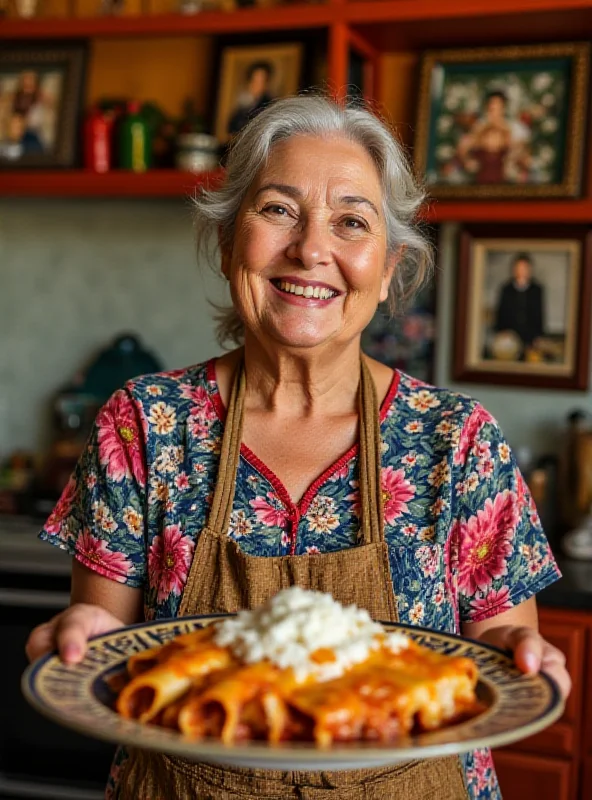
{"left": 40, "top": 359, "right": 560, "bottom": 799}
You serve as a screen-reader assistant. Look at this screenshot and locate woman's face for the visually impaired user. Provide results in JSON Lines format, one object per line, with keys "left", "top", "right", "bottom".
{"left": 223, "top": 134, "right": 396, "bottom": 351}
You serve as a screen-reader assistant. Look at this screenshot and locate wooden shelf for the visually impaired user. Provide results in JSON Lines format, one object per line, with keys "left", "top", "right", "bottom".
{"left": 2, "top": 0, "right": 591, "bottom": 41}
{"left": 0, "top": 169, "right": 224, "bottom": 197}
{"left": 425, "top": 199, "right": 592, "bottom": 224}
{"left": 0, "top": 5, "right": 333, "bottom": 39}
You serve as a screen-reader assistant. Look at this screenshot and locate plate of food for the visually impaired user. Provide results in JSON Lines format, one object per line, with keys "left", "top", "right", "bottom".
{"left": 22, "top": 588, "right": 563, "bottom": 770}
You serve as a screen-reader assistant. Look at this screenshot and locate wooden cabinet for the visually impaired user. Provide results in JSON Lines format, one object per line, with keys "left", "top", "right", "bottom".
{"left": 494, "top": 751, "right": 571, "bottom": 800}
{"left": 493, "top": 607, "right": 592, "bottom": 800}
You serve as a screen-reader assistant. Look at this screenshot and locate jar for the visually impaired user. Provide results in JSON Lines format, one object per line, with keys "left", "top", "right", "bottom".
{"left": 175, "top": 133, "right": 219, "bottom": 173}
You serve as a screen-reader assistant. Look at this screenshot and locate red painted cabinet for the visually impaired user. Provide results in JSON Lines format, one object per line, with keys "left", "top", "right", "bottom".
{"left": 493, "top": 608, "right": 590, "bottom": 800}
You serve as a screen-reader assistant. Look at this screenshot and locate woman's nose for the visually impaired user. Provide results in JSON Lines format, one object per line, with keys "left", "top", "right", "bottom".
{"left": 285, "top": 218, "right": 332, "bottom": 270}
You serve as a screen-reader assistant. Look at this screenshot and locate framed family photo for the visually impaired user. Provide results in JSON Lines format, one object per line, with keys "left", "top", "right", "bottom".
{"left": 0, "top": 45, "right": 86, "bottom": 169}
{"left": 414, "top": 42, "right": 590, "bottom": 198}
{"left": 453, "top": 226, "right": 592, "bottom": 390}
{"left": 214, "top": 42, "right": 303, "bottom": 145}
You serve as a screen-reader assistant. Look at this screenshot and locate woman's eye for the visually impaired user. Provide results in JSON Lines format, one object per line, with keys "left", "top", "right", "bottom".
{"left": 262, "top": 204, "right": 290, "bottom": 216}
{"left": 342, "top": 216, "right": 368, "bottom": 230}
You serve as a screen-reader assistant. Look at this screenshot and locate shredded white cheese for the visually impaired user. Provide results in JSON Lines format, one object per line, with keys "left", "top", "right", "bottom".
{"left": 213, "top": 587, "right": 409, "bottom": 683}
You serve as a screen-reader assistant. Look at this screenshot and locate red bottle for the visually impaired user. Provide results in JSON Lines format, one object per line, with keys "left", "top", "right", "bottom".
{"left": 84, "top": 107, "right": 113, "bottom": 173}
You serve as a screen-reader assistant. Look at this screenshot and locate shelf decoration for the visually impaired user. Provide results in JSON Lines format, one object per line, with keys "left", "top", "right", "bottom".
{"left": 453, "top": 225, "right": 592, "bottom": 390}
{"left": 414, "top": 42, "right": 590, "bottom": 199}
{"left": 0, "top": 43, "right": 86, "bottom": 168}
{"left": 214, "top": 41, "right": 303, "bottom": 144}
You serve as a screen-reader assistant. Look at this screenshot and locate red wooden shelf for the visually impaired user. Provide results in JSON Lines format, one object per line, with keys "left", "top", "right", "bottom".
{"left": 0, "top": 4, "right": 333, "bottom": 38}
{"left": 424, "top": 199, "right": 592, "bottom": 224}
{"left": 4, "top": 170, "right": 592, "bottom": 223}
{"left": 2, "top": 0, "right": 591, "bottom": 41}
{"left": 0, "top": 169, "right": 224, "bottom": 197}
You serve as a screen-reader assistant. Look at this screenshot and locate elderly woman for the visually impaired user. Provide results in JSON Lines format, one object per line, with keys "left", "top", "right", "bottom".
{"left": 27, "top": 95, "right": 568, "bottom": 800}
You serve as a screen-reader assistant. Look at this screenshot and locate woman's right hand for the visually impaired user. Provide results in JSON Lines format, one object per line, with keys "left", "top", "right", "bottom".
{"left": 25, "top": 603, "right": 125, "bottom": 665}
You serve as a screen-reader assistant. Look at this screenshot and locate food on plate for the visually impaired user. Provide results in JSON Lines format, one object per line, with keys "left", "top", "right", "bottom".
{"left": 115, "top": 588, "right": 481, "bottom": 746}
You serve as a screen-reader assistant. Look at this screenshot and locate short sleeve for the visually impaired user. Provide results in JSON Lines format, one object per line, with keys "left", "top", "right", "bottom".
{"left": 450, "top": 404, "right": 561, "bottom": 625}
{"left": 39, "top": 388, "right": 148, "bottom": 588}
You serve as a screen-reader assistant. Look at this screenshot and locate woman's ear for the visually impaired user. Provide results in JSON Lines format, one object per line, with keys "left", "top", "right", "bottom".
{"left": 379, "top": 246, "right": 405, "bottom": 303}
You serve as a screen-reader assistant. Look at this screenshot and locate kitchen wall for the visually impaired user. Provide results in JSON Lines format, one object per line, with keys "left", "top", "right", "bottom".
{"left": 1, "top": 204, "right": 591, "bottom": 461}
{"left": 0, "top": 199, "right": 226, "bottom": 457}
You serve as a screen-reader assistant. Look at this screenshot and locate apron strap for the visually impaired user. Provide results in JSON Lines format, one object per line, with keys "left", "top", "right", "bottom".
{"left": 206, "top": 355, "right": 385, "bottom": 546}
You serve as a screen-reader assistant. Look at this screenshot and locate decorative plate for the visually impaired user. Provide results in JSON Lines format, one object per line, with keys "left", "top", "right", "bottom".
{"left": 22, "top": 615, "right": 564, "bottom": 771}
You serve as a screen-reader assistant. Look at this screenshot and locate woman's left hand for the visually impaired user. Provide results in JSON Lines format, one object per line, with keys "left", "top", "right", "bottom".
{"left": 478, "top": 625, "right": 571, "bottom": 699}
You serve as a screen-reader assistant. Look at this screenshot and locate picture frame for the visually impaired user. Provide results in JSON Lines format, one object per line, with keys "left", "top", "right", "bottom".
{"left": 414, "top": 43, "right": 590, "bottom": 198}
{"left": 213, "top": 42, "right": 303, "bottom": 145}
{"left": 0, "top": 44, "right": 87, "bottom": 169}
{"left": 453, "top": 225, "right": 592, "bottom": 390}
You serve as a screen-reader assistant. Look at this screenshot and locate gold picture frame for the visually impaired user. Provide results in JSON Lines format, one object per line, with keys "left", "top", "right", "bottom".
{"left": 414, "top": 42, "right": 590, "bottom": 199}
{"left": 453, "top": 226, "right": 592, "bottom": 390}
{"left": 214, "top": 42, "right": 303, "bottom": 145}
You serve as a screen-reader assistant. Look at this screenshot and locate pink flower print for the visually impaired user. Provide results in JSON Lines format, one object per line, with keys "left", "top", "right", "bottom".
{"left": 77, "top": 530, "right": 133, "bottom": 581}
{"left": 180, "top": 384, "right": 215, "bottom": 418}
{"left": 401, "top": 452, "right": 417, "bottom": 467}
{"left": 472, "top": 440, "right": 491, "bottom": 460}
{"left": 44, "top": 476, "right": 77, "bottom": 535}
{"left": 454, "top": 404, "right": 495, "bottom": 466}
{"left": 175, "top": 472, "right": 190, "bottom": 491}
{"left": 402, "top": 523, "right": 418, "bottom": 537}
{"left": 458, "top": 491, "right": 519, "bottom": 596}
{"left": 477, "top": 458, "right": 495, "bottom": 478}
{"left": 250, "top": 493, "right": 289, "bottom": 528}
{"left": 86, "top": 473, "right": 97, "bottom": 490}
{"left": 432, "top": 582, "right": 445, "bottom": 606}
{"left": 515, "top": 468, "right": 530, "bottom": 512}
{"left": 470, "top": 586, "right": 512, "bottom": 620}
{"left": 148, "top": 524, "right": 194, "bottom": 603}
{"left": 416, "top": 545, "right": 439, "bottom": 577}
{"left": 329, "top": 459, "right": 352, "bottom": 482}
{"left": 345, "top": 480, "right": 361, "bottom": 517}
{"left": 381, "top": 467, "right": 415, "bottom": 525}
{"left": 281, "top": 531, "right": 291, "bottom": 547}
{"left": 306, "top": 545, "right": 321, "bottom": 554}
{"left": 96, "top": 390, "right": 147, "bottom": 487}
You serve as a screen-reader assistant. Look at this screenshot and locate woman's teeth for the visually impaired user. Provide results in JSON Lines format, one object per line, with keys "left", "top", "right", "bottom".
{"left": 275, "top": 281, "right": 337, "bottom": 300}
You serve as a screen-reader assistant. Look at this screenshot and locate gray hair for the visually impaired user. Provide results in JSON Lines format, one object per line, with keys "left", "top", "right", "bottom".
{"left": 194, "top": 94, "right": 433, "bottom": 346}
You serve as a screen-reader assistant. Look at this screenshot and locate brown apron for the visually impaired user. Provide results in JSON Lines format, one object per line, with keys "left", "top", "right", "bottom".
{"left": 119, "top": 359, "right": 469, "bottom": 799}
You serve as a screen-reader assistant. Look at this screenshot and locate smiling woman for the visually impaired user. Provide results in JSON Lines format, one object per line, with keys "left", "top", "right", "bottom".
{"left": 28, "top": 94, "right": 568, "bottom": 800}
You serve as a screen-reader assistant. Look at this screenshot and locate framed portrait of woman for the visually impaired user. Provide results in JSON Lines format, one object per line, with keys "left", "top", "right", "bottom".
{"left": 453, "top": 225, "right": 592, "bottom": 389}
{"left": 414, "top": 43, "right": 590, "bottom": 198}
{"left": 0, "top": 44, "right": 86, "bottom": 168}
{"left": 214, "top": 42, "right": 303, "bottom": 145}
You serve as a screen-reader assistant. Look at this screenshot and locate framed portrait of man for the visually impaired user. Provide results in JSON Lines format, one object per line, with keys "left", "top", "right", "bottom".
{"left": 214, "top": 42, "right": 303, "bottom": 145}
{"left": 453, "top": 226, "right": 592, "bottom": 389}
{"left": 0, "top": 45, "right": 86, "bottom": 168}
{"left": 414, "top": 42, "right": 589, "bottom": 198}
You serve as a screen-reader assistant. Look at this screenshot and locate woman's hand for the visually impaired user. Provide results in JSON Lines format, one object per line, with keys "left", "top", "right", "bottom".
{"left": 478, "top": 624, "right": 572, "bottom": 699}
{"left": 25, "top": 603, "right": 126, "bottom": 665}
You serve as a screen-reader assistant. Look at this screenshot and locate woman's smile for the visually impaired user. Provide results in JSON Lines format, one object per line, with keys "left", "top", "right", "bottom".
{"left": 270, "top": 276, "right": 341, "bottom": 306}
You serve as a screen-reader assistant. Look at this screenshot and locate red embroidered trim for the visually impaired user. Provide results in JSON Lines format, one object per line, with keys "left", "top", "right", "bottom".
{"left": 207, "top": 357, "right": 400, "bottom": 525}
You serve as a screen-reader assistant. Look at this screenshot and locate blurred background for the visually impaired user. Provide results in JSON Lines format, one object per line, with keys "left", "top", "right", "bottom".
{"left": 2, "top": 0, "right": 592, "bottom": 798}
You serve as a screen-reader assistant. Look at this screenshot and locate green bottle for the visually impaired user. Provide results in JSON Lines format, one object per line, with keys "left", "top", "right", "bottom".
{"left": 119, "top": 101, "right": 151, "bottom": 172}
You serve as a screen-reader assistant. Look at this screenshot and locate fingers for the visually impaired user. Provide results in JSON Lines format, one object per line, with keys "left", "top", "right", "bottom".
{"left": 506, "top": 626, "right": 545, "bottom": 674}
{"left": 25, "top": 618, "right": 62, "bottom": 663}
{"left": 25, "top": 604, "right": 125, "bottom": 665}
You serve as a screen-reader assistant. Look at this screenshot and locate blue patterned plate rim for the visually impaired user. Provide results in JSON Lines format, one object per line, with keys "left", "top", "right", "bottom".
{"left": 21, "top": 614, "right": 564, "bottom": 768}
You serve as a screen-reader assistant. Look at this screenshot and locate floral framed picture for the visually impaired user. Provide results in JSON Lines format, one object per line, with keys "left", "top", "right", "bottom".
{"left": 0, "top": 44, "right": 86, "bottom": 169}
{"left": 453, "top": 225, "right": 592, "bottom": 390}
{"left": 414, "top": 43, "right": 590, "bottom": 198}
{"left": 213, "top": 42, "right": 303, "bottom": 145}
